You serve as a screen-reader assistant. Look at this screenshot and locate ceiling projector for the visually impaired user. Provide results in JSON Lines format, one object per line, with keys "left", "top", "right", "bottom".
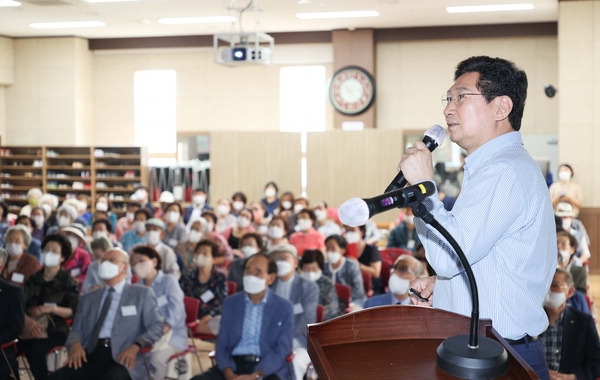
{"left": 220, "top": 45, "right": 272, "bottom": 63}
{"left": 214, "top": 32, "right": 274, "bottom": 67}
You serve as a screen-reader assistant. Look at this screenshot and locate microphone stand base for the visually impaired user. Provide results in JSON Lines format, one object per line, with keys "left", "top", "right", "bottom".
{"left": 437, "top": 334, "right": 508, "bottom": 379}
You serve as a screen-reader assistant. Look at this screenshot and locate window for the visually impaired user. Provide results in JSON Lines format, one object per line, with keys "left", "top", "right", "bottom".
{"left": 279, "top": 66, "right": 326, "bottom": 132}
{"left": 134, "top": 70, "right": 177, "bottom": 154}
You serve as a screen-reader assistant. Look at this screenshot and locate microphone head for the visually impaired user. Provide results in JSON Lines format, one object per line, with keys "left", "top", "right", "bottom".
{"left": 338, "top": 197, "right": 370, "bottom": 227}
{"left": 424, "top": 124, "right": 446, "bottom": 147}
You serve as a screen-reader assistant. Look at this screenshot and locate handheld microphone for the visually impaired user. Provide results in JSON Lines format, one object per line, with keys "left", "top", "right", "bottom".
{"left": 384, "top": 124, "right": 446, "bottom": 193}
{"left": 338, "top": 181, "right": 436, "bottom": 227}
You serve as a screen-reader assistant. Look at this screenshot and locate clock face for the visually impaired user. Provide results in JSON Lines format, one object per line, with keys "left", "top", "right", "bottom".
{"left": 329, "top": 66, "right": 376, "bottom": 116}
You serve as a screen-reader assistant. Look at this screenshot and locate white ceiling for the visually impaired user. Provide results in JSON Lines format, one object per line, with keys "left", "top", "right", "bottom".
{"left": 0, "top": 0, "right": 559, "bottom": 40}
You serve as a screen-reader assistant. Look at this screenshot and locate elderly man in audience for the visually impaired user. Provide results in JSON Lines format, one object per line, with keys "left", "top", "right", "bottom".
{"left": 143, "top": 218, "right": 181, "bottom": 279}
{"left": 47, "top": 248, "right": 163, "bottom": 380}
{"left": 228, "top": 232, "right": 264, "bottom": 293}
{"left": 364, "top": 255, "right": 423, "bottom": 308}
{"left": 541, "top": 268, "right": 600, "bottom": 380}
{"left": 1, "top": 225, "right": 42, "bottom": 287}
{"left": 192, "top": 252, "right": 294, "bottom": 380}
{"left": 269, "top": 243, "right": 318, "bottom": 380}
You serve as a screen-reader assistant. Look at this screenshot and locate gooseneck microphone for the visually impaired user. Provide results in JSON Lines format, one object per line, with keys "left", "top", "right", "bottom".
{"left": 338, "top": 181, "right": 436, "bottom": 227}
{"left": 384, "top": 124, "right": 447, "bottom": 193}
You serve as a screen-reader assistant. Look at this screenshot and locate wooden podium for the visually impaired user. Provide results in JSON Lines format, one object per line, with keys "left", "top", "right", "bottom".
{"left": 307, "top": 305, "right": 538, "bottom": 379}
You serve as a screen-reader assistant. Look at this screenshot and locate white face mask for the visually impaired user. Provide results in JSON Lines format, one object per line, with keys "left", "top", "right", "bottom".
{"left": 558, "top": 170, "right": 571, "bottom": 182}
{"left": 327, "top": 251, "right": 341, "bottom": 264}
{"left": 265, "top": 188, "right": 276, "bottom": 198}
{"left": 268, "top": 226, "right": 285, "bottom": 239}
{"left": 32, "top": 215, "right": 45, "bottom": 229}
{"left": 58, "top": 215, "right": 71, "bottom": 227}
{"left": 300, "top": 270, "right": 322, "bottom": 282}
{"left": 561, "top": 218, "right": 573, "bottom": 230}
{"left": 6, "top": 243, "right": 23, "bottom": 257}
{"left": 237, "top": 216, "right": 251, "bottom": 228}
{"left": 188, "top": 230, "right": 202, "bottom": 243}
{"left": 95, "top": 202, "right": 108, "bottom": 212}
{"left": 135, "top": 190, "right": 148, "bottom": 202}
{"left": 559, "top": 249, "right": 571, "bottom": 265}
{"left": 93, "top": 231, "right": 108, "bottom": 240}
{"left": 42, "top": 251, "right": 61, "bottom": 267}
{"left": 133, "top": 260, "right": 154, "bottom": 279}
{"left": 68, "top": 236, "right": 80, "bottom": 250}
{"left": 193, "top": 195, "right": 206, "bottom": 206}
{"left": 194, "top": 254, "right": 213, "bottom": 268}
{"left": 233, "top": 201, "right": 244, "bottom": 211}
{"left": 544, "top": 291, "right": 567, "bottom": 308}
{"left": 344, "top": 232, "right": 360, "bottom": 244}
{"left": 388, "top": 274, "right": 411, "bottom": 295}
{"left": 98, "top": 260, "right": 121, "bottom": 280}
{"left": 146, "top": 230, "right": 161, "bottom": 246}
{"left": 276, "top": 260, "right": 294, "bottom": 277}
{"left": 216, "top": 204, "right": 230, "bottom": 216}
{"left": 243, "top": 275, "right": 267, "bottom": 295}
{"left": 293, "top": 204, "right": 305, "bottom": 214}
{"left": 314, "top": 209, "right": 327, "bottom": 222}
{"left": 126, "top": 212, "right": 135, "bottom": 222}
{"left": 166, "top": 211, "right": 180, "bottom": 224}
{"left": 281, "top": 201, "right": 292, "bottom": 210}
{"left": 296, "top": 218, "right": 312, "bottom": 231}
{"left": 134, "top": 221, "right": 146, "bottom": 234}
{"left": 241, "top": 246, "right": 258, "bottom": 258}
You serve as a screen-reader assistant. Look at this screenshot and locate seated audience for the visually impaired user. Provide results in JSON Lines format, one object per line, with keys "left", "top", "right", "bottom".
{"left": 183, "top": 188, "right": 212, "bottom": 225}
{"left": 230, "top": 191, "right": 247, "bottom": 216}
{"left": 344, "top": 224, "right": 382, "bottom": 294}
{"left": 46, "top": 204, "right": 78, "bottom": 236}
{"left": 179, "top": 239, "right": 227, "bottom": 335}
{"left": 0, "top": 247, "right": 25, "bottom": 379}
{"left": 269, "top": 244, "right": 318, "bottom": 380}
{"left": 214, "top": 197, "right": 237, "bottom": 234}
{"left": 18, "top": 234, "right": 79, "bottom": 380}
{"left": 47, "top": 248, "right": 163, "bottom": 380}
{"left": 387, "top": 207, "right": 421, "bottom": 252}
{"left": 277, "top": 191, "right": 295, "bottom": 222}
{"left": 162, "top": 202, "right": 186, "bottom": 250}
{"left": 30, "top": 206, "right": 47, "bottom": 242}
{"left": 299, "top": 249, "right": 341, "bottom": 321}
{"left": 549, "top": 163, "right": 583, "bottom": 216}
{"left": 155, "top": 190, "right": 175, "bottom": 219}
{"left": 131, "top": 245, "right": 188, "bottom": 380}
{"left": 314, "top": 201, "right": 342, "bottom": 238}
{"left": 59, "top": 224, "right": 92, "bottom": 286}
{"left": 144, "top": 218, "right": 181, "bottom": 279}
{"left": 227, "top": 232, "right": 264, "bottom": 293}
{"left": 364, "top": 255, "right": 423, "bottom": 308}
{"left": 93, "top": 195, "right": 118, "bottom": 233}
{"left": 119, "top": 209, "right": 151, "bottom": 252}
{"left": 91, "top": 219, "right": 120, "bottom": 248}
{"left": 555, "top": 202, "right": 591, "bottom": 264}
{"left": 201, "top": 211, "right": 234, "bottom": 274}
{"left": 175, "top": 216, "right": 206, "bottom": 271}
{"left": 19, "top": 187, "right": 43, "bottom": 217}
{"left": 260, "top": 181, "right": 280, "bottom": 218}
{"left": 265, "top": 215, "right": 290, "bottom": 250}
{"left": 1, "top": 225, "right": 42, "bottom": 287}
{"left": 0, "top": 199, "right": 10, "bottom": 248}
{"left": 250, "top": 201, "right": 269, "bottom": 236}
{"left": 557, "top": 231, "right": 588, "bottom": 295}
{"left": 134, "top": 185, "right": 155, "bottom": 217}
{"left": 192, "top": 253, "right": 293, "bottom": 380}
{"left": 541, "top": 268, "right": 600, "bottom": 379}
{"left": 289, "top": 209, "right": 325, "bottom": 257}
{"left": 81, "top": 236, "right": 114, "bottom": 294}
{"left": 115, "top": 201, "right": 141, "bottom": 240}
{"left": 323, "top": 234, "right": 366, "bottom": 309}
{"left": 16, "top": 214, "right": 42, "bottom": 261}
{"left": 223, "top": 208, "right": 256, "bottom": 253}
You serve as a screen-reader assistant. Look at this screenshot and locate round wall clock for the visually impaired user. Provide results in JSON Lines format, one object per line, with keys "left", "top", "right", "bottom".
{"left": 329, "top": 66, "right": 376, "bottom": 116}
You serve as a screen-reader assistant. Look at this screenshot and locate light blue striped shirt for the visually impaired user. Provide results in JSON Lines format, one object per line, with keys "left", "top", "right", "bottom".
{"left": 232, "top": 290, "right": 268, "bottom": 356}
{"left": 416, "top": 132, "right": 556, "bottom": 340}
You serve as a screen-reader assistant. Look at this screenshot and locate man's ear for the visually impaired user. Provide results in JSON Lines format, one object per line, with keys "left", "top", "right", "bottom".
{"left": 495, "top": 95, "right": 513, "bottom": 122}
{"left": 566, "top": 286, "right": 576, "bottom": 299}
{"left": 265, "top": 272, "right": 277, "bottom": 286}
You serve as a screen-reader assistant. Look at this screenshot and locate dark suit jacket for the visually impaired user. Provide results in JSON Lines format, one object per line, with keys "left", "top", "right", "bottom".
{"left": 0, "top": 278, "right": 24, "bottom": 345}
{"left": 270, "top": 275, "right": 318, "bottom": 348}
{"left": 558, "top": 305, "right": 600, "bottom": 379}
{"left": 66, "top": 281, "right": 163, "bottom": 379}
{"left": 216, "top": 290, "right": 293, "bottom": 379}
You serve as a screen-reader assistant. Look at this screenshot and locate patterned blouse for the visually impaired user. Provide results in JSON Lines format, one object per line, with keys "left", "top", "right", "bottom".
{"left": 23, "top": 269, "right": 79, "bottom": 335}
{"left": 179, "top": 267, "right": 227, "bottom": 319}
{"left": 316, "top": 275, "right": 341, "bottom": 320}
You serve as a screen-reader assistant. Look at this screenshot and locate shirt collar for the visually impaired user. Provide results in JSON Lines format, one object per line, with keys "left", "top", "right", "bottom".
{"left": 106, "top": 278, "right": 127, "bottom": 294}
{"left": 464, "top": 131, "right": 522, "bottom": 173}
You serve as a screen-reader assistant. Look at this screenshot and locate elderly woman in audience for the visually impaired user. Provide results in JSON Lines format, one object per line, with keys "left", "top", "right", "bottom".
{"left": 93, "top": 194, "right": 118, "bottom": 232}
{"left": 58, "top": 224, "right": 91, "bottom": 286}
{"left": 230, "top": 191, "right": 247, "bottom": 216}
{"left": 16, "top": 215, "right": 42, "bottom": 262}
{"left": 30, "top": 206, "right": 47, "bottom": 241}
{"left": 2, "top": 225, "right": 42, "bottom": 287}
{"left": 115, "top": 200, "right": 141, "bottom": 240}
{"left": 46, "top": 204, "right": 77, "bottom": 236}
{"left": 549, "top": 163, "right": 583, "bottom": 216}
{"left": 180, "top": 239, "right": 227, "bottom": 336}
{"left": 39, "top": 193, "right": 59, "bottom": 232}
{"left": 277, "top": 191, "right": 295, "bottom": 220}
{"left": 131, "top": 245, "right": 188, "bottom": 380}
{"left": 81, "top": 236, "right": 113, "bottom": 294}
{"left": 289, "top": 208, "right": 325, "bottom": 257}
{"left": 249, "top": 201, "right": 270, "bottom": 236}
{"left": 175, "top": 216, "right": 206, "bottom": 271}
{"left": 299, "top": 249, "right": 341, "bottom": 320}
{"left": 18, "top": 233, "right": 79, "bottom": 380}
{"left": 265, "top": 215, "right": 290, "bottom": 250}
{"left": 222, "top": 207, "right": 255, "bottom": 253}
{"left": 214, "top": 197, "right": 237, "bottom": 234}
{"left": 119, "top": 208, "right": 151, "bottom": 252}
{"left": 323, "top": 234, "right": 366, "bottom": 310}
{"left": 261, "top": 181, "right": 280, "bottom": 218}
{"left": 314, "top": 201, "right": 342, "bottom": 238}
{"left": 162, "top": 202, "right": 186, "bottom": 250}
{"left": 344, "top": 224, "right": 382, "bottom": 294}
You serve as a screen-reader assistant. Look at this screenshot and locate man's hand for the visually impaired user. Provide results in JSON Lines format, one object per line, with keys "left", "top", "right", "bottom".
{"left": 399, "top": 141, "right": 435, "bottom": 185}
{"left": 409, "top": 276, "right": 436, "bottom": 306}
{"left": 117, "top": 344, "right": 140, "bottom": 369}
{"left": 548, "top": 370, "right": 575, "bottom": 380}
{"left": 67, "top": 342, "right": 87, "bottom": 369}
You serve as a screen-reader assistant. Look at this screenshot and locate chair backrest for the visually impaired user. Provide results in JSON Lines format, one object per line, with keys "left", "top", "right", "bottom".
{"left": 380, "top": 261, "right": 392, "bottom": 291}
{"left": 378, "top": 247, "right": 412, "bottom": 265}
{"left": 183, "top": 296, "right": 201, "bottom": 325}
{"left": 334, "top": 283, "right": 351, "bottom": 313}
{"left": 316, "top": 304, "right": 325, "bottom": 323}
{"left": 361, "top": 271, "right": 373, "bottom": 298}
{"left": 226, "top": 280, "right": 237, "bottom": 295}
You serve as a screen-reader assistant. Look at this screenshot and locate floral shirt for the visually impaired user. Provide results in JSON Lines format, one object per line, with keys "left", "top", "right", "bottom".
{"left": 23, "top": 269, "right": 79, "bottom": 335}
{"left": 179, "top": 267, "right": 227, "bottom": 319}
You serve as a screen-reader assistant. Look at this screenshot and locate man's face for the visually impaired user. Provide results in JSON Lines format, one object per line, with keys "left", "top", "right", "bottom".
{"left": 273, "top": 251, "right": 297, "bottom": 271}
{"left": 444, "top": 72, "right": 499, "bottom": 154}
{"left": 549, "top": 272, "right": 571, "bottom": 300}
{"left": 392, "top": 259, "right": 418, "bottom": 282}
{"left": 244, "top": 255, "right": 275, "bottom": 286}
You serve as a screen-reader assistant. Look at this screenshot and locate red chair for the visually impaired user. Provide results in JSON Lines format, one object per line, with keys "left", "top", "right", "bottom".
{"left": 334, "top": 284, "right": 352, "bottom": 313}
{"left": 378, "top": 247, "right": 412, "bottom": 265}
{"left": 226, "top": 280, "right": 237, "bottom": 295}
{"left": 361, "top": 271, "right": 373, "bottom": 298}
{"left": 316, "top": 305, "right": 325, "bottom": 323}
{"left": 183, "top": 296, "right": 205, "bottom": 371}
{"left": 1, "top": 339, "right": 19, "bottom": 380}
{"left": 380, "top": 260, "right": 392, "bottom": 291}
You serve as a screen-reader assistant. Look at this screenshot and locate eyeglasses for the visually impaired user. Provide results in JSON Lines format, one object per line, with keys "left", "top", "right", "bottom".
{"left": 392, "top": 265, "right": 414, "bottom": 275}
{"left": 441, "top": 93, "right": 484, "bottom": 107}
